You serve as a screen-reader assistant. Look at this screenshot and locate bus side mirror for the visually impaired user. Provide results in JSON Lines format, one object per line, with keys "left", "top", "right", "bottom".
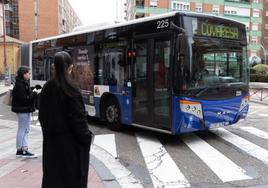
{"left": 170, "top": 21, "right": 186, "bottom": 35}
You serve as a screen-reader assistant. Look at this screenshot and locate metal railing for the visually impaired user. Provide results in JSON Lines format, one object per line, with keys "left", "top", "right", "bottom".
{"left": 250, "top": 83, "right": 268, "bottom": 102}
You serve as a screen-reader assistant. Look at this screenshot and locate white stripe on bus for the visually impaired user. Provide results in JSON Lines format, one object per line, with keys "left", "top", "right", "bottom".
{"left": 136, "top": 133, "right": 190, "bottom": 188}
{"left": 182, "top": 134, "right": 252, "bottom": 182}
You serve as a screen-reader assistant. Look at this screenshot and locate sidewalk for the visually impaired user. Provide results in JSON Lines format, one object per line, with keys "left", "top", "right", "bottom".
{"left": 0, "top": 83, "right": 13, "bottom": 97}
{"left": 0, "top": 84, "right": 112, "bottom": 188}
{"left": 0, "top": 121, "right": 105, "bottom": 188}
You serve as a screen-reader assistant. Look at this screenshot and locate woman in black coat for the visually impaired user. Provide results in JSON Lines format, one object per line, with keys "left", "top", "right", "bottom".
{"left": 12, "top": 66, "right": 39, "bottom": 158}
{"left": 39, "top": 51, "right": 93, "bottom": 188}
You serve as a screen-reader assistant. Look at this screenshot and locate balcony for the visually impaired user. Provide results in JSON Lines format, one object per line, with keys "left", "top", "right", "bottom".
{"left": 4, "top": 4, "right": 13, "bottom": 12}
{"left": 225, "top": 0, "right": 250, "bottom": 3}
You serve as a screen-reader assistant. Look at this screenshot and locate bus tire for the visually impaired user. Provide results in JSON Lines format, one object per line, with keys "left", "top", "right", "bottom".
{"left": 104, "top": 98, "right": 122, "bottom": 131}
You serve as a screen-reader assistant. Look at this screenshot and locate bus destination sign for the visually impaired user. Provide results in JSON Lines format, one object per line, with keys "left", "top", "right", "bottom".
{"left": 195, "top": 21, "right": 239, "bottom": 39}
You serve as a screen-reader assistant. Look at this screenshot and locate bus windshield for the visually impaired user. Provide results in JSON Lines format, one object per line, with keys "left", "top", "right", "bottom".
{"left": 177, "top": 16, "right": 248, "bottom": 96}
{"left": 189, "top": 38, "right": 248, "bottom": 88}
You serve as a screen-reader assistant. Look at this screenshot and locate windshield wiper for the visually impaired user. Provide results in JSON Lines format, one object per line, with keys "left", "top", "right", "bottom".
{"left": 193, "top": 86, "right": 212, "bottom": 98}
{"left": 193, "top": 83, "right": 229, "bottom": 98}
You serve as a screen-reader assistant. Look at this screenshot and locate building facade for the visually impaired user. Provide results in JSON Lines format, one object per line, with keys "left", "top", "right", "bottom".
{"left": 262, "top": 1, "right": 268, "bottom": 64}
{"left": 126, "top": 0, "right": 263, "bottom": 63}
{"left": 17, "top": 0, "right": 81, "bottom": 42}
{"left": 0, "top": 1, "right": 19, "bottom": 39}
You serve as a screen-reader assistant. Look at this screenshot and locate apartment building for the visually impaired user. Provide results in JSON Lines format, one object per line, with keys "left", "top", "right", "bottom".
{"left": 262, "top": 1, "right": 268, "bottom": 64}
{"left": 126, "top": 0, "right": 263, "bottom": 63}
{"left": 1, "top": 0, "right": 81, "bottom": 42}
{"left": 18, "top": 0, "right": 82, "bottom": 42}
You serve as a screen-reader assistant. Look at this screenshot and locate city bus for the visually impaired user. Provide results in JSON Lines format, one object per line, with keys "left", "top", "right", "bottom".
{"left": 29, "top": 11, "right": 249, "bottom": 134}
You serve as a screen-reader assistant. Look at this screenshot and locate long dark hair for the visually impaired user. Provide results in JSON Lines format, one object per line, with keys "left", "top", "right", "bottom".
{"left": 17, "top": 66, "right": 30, "bottom": 80}
{"left": 53, "top": 51, "right": 77, "bottom": 96}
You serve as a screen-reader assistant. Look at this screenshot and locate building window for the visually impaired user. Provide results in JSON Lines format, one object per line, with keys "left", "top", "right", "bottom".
{"left": 212, "top": 5, "right": 219, "bottom": 14}
{"left": 195, "top": 3, "right": 202, "bottom": 13}
{"left": 252, "top": 23, "right": 258, "bottom": 31}
{"left": 265, "top": 24, "right": 268, "bottom": 30}
{"left": 34, "top": 0, "right": 38, "bottom": 13}
{"left": 224, "top": 6, "right": 250, "bottom": 17}
{"left": 252, "top": 9, "right": 260, "bottom": 17}
{"left": 171, "top": 1, "right": 190, "bottom": 11}
{"left": 150, "top": 0, "right": 157, "bottom": 7}
{"left": 251, "top": 36, "right": 258, "bottom": 44}
{"left": 136, "top": 0, "right": 144, "bottom": 7}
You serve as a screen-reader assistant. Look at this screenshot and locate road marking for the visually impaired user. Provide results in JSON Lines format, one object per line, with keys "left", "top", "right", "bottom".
{"left": 249, "top": 107, "right": 266, "bottom": 115}
{"left": 0, "top": 160, "right": 26, "bottom": 178}
{"left": 182, "top": 134, "right": 252, "bottom": 182}
{"left": 93, "top": 134, "right": 117, "bottom": 158}
{"left": 211, "top": 128, "right": 268, "bottom": 165}
{"left": 257, "top": 114, "right": 268, "bottom": 117}
{"left": 0, "top": 119, "right": 17, "bottom": 126}
{"left": 136, "top": 133, "right": 190, "bottom": 188}
{"left": 239, "top": 127, "right": 268, "bottom": 140}
{"left": 91, "top": 144, "right": 144, "bottom": 188}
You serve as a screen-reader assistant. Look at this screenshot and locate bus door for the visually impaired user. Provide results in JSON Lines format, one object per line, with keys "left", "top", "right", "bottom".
{"left": 133, "top": 34, "right": 172, "bottom": 130}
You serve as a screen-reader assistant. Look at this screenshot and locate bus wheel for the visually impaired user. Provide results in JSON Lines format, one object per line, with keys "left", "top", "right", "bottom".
{"left": 104, "top": 99, "right": 121, "bottom": 131}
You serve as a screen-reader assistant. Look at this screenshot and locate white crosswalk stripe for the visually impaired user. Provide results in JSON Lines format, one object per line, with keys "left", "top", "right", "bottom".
{"left": 136, "top": 133, "right": 190, "bottom": 188}
{"left": 211, "top": 128, "right": 268, "bottom": 165}
{"left": 239, "top": 127, "right": 268, "bottom": 140}
{"left": 181, "top": 133, "right": 252, "bottom": 182}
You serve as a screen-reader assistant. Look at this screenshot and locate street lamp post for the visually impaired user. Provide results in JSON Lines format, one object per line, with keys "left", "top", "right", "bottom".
{"left": 260, "top": 44, "right": 267, "bottom": 65}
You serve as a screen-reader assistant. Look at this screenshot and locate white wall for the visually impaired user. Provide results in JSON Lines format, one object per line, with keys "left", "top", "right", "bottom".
{"left": 116, "top": 0, "right": 127, "bottom": 22}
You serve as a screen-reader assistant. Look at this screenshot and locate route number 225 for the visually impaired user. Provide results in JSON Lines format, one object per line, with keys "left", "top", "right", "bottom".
{"left": 157, "top": 19, "right": 169, "bottom": 29}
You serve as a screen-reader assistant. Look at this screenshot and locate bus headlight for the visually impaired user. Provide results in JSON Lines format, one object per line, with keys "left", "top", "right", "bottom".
{"left": 180, "top": 100, "right": 203, "bottom": 119}
{"left": 239, "top": 95, "right": 249, "bottom": 112}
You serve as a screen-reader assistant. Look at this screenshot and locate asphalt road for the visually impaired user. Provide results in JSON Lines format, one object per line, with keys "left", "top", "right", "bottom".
{"left": 1, "top": 97, "right": 268, "bottom": 188}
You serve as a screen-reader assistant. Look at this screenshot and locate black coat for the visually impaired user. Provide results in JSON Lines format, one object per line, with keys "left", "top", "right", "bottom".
{"left": 39, "top": 80, "right": 92, "bottom": 188}
{"left": 12, "top": 77, "right": 37, "bottom": 113}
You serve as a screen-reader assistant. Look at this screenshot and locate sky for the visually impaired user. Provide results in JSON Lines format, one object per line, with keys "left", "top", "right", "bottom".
{"left": 68, "top": 0, "right": 118, "bottom": 26}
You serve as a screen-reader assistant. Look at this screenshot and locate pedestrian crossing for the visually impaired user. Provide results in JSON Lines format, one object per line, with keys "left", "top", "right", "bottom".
{"left": 2, "top": 116, "right": 268, "bottom": 187}
{"left": 136, "top": 133, "right": 190, "bottom": 188}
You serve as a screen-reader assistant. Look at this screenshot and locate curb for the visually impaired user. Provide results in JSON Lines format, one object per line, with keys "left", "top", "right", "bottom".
{"left": 91, "top": 155, "right": 121, "bottom": 188}
{"left": 0, "top": 91, "right": 7, "bottom": 97}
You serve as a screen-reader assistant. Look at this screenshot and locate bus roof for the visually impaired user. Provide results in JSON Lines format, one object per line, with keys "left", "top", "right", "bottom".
{"left": 30, "top": 11, "right": 245, "bottom": 44}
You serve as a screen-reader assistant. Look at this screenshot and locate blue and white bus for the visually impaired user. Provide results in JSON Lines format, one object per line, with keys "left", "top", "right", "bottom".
{"left": 30, "top": 11, "right": 249, "bottom": 134}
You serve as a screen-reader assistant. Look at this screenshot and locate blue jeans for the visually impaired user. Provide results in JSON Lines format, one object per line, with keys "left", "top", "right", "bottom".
{"left": 16, "top": 113, "right": 31, "bottom": 150}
